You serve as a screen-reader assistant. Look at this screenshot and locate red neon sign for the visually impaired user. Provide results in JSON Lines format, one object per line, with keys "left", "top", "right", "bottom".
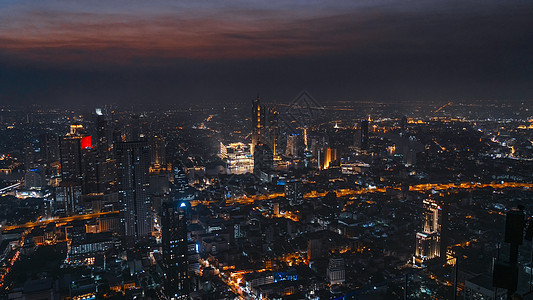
{"left": 81, "top": 136, "right": 92, "bottom": 149}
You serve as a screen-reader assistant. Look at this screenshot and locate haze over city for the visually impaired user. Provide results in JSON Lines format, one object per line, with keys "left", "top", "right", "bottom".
{"left": 1, "top": 0, "right": 533, "bottom": 105}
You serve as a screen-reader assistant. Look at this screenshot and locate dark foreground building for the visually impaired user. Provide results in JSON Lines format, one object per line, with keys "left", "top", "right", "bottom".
{"left": 161, "top": 200, "right": 190, "bottom": 299}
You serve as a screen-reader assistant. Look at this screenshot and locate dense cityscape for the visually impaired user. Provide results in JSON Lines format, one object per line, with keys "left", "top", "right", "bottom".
{"left": 2, "top": 0, "right": 533, "bottom": 298}
{"left": 0, "top": 97, "right": 531, "bottom": 299}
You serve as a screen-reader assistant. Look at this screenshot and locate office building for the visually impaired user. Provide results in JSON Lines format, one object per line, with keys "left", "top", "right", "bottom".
{"left": 60, "top": 135, "right": 84, "bottom": 184}
{"left": 264, "top": 105, "right": 279, "bottom": 156}
{"left": 94, "top": 108, "right": 113, "bottom": 150}
{"left": 220, "top": 142, "right": 254, "bottom": 175}
{"left": 327, "top": 258, "right": 346, "bottom": 285}
{"left": 56, "top": 182, "right": 82, "bottom": 215}
{"left": 161, "top": 200, "right": 190, "bottom": 299}
{"left": 39, "top": 133, "right": 60, "bottom": 165}
{"left": 115, "top": 141, "right": 152, "bottom": 239}
{"left": 414, "top": 199, "right": 443, "bottom": 265}
{"left": 286, "top": 134, "right": 298, "bottom": 157}
{"left": 254, "top": 143, "right": 273, "bottom": 174}
{"left": 252, "top": 96, "right": 262, "bottom": 153}
{"left": 360, "top": 119, "right": 369, "bottom": 150}
{"left": 150, "top": 135, "right": 166, "bottom": 168}
{"left": 319, "top": 147, "right": 338, "bottom": 170}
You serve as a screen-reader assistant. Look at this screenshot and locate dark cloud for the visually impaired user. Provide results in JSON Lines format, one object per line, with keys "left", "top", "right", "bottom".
{"left": 0, "top": 0, "right": 532, "bottom": 105}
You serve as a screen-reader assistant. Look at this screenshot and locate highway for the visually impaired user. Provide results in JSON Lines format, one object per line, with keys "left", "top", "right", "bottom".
{"left": 224, "top": 181, "right": 533, "bottom": 206}
{"left": 3, "top": 182, "right": 531, "bottom": 231}
{"left": 0, "top": 182, "right": 22, "bottom": 195}
{"left": 1, "top": 211, "right": 120, "bottom": 232}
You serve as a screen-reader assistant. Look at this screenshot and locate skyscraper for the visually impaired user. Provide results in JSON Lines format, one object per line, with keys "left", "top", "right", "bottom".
{"left": 161, "top": 200, "right": 190, "bottom": 299}
{"left": 60, "top": 125, "right": 91, "bottom": 185}
{"left": 251, "top": 96, "right": 262, "bottom": 153}
{"left": 414, "top": 199, "right": 443, "bottom": 265}
{"left": 319, "top": 147, "right": 338, "bottom": 170}
{"left": 39, "top": 133, "right": 60, "bottom": 165}
{"left": 360, "top": 119, "right": 369, "bottom": 150}
{"left": 150, "top": 135, "right": 166, "bottom": 168}
{"left": 264, "top": 105, "right": 279, "bottom": 156}
{"left": 400, "top": 115, "right": 408, "bottom": 134}
{"left": 286, "top": 134, "right": 299, "bottom": 157}
{"left": 253, "top": 143, "right": 273, "bottom": 174}
{"left": 94, "top": 107, "right": 113, "bottom": 150}
{"left": 83, "top": 148, "right": 116, "bottom": 194}
{"left": 115, "top": 141, "right": 152, "bottom": 239}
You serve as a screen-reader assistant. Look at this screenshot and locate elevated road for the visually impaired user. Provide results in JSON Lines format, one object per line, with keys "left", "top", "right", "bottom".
{"left": 0, "top": 182, "right": 22, "bottom": 195}
{"left": 225, "top": 181, "right": 533, "bottom": 205}
{"left": 1, "top": 211, "right": 119, "bottom": 232}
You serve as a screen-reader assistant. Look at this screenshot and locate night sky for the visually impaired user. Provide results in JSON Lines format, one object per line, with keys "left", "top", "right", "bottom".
{"left": 1, "top": 0, "right": 532, "bottom": 105}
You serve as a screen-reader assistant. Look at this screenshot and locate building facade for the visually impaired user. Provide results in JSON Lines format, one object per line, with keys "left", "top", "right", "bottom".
{"left": 115, "top": 141, "right": 152, "bottom": 239}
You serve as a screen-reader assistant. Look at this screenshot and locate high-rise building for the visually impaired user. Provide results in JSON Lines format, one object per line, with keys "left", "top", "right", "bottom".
{"left": 60, "top": 126, "right": 91, "bottom": 184}
{"left": 307, "top": 238, "right": 324, "bottom": 262}
{"left": 251, "top": 96, "right": 262, "bottom": 153}
{"left": 360, "top": 119, "right": 369, "bottom": 150}
{"left": 285, "top": 181, "right": 304, "bottom": 206}
{"left": 83, "top": 149, "right": 116, "bottom": 194}
{"left": 414, "top": 199, "right": 443, "bottom": 265}
{"left": 422, "top": 199, "right": 442, "bottom": 233}
{"left": 327, "top": 258, "right": 346, "bottom": 285}
{"left": 115, "top": 141, "right": 152, "bottom": 239}
{"left": 220, "top": 142, "right": 254, "bottom": 175}
{"left": 150, "top": 135, "right": 166, "bottom": 168}
{"left": 39, "top": 133, "right": 60, "bottom": 165}
{"left": 161, "top": 200, "right": 190, "bottom": 299}
{"left": 253, "top": 143, "right": 273, "bottom": 174}
{"left": 286, "top": 134, "right": 299, "bottom": 157}
{"left": 400, "top": 115, "right": 408, "bottom": 133}
{"left": 264, "top": 106, "right": 279, "bottom": 156}
{"left": 55, "top": 182, "right": 82, "bottom": 215}
{"left": 25, "top": 169, "right": 44, "bottom": 190}
{"left": 60, "top": 136, "right": 81, "bottom": 183}
{"left": 95, "top": 108, "right": 113, "bottom": 150}
{"left": 125, "top": 114, "right": 145, "bottom": 142}
{"left": 319, "top": 147, "right": 338, "bottom": 170}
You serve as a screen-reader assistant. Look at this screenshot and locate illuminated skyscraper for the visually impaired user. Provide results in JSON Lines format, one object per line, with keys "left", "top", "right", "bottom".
{"left": 60, "top": 125, "right": 92, "bottom": 186}
{"left": 286, "top": 134, "right": 298, "bottom": 157}
{"left": 161, "top": 200, "right": 190, "bottom": 299}
{"left": 264, "top": 105, "right": 279, "bottom": 156}
{"left": 251, "top": 96, "right": 262, "bottom": 153}
{"left": 150, "top": 135, "right": 166, "bottom": 168}
{"left": 422, "top": 199, "right": 442, "bottom": 233}
{"left": 220, "top": 142, "right": 254, "bottom": 175}
{"left": 115, "top": 141, "right": 152, "bottom": 239}
{"left": 414, "top": 199, "right": 443, "bottom": 265}
{"left": 319, "top": 147, "right": 338, "bottom": 170}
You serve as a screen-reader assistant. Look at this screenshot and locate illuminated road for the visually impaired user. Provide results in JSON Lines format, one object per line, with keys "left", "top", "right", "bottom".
{"left": 1, "top": 211, "right": 119, "bottom": 232}
{"left": 222, "top": 182, "right": 533, "bottom": 206}
{"left": 0, "top": 182, "right": 22, "bottom": 195}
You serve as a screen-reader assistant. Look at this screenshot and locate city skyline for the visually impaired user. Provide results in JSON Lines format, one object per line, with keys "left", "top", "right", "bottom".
{"left": 0, "top": 100, "right": 532, "bottom": 298}
{"left": 1, "top": 1, "right": 533, "bottom": 299}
